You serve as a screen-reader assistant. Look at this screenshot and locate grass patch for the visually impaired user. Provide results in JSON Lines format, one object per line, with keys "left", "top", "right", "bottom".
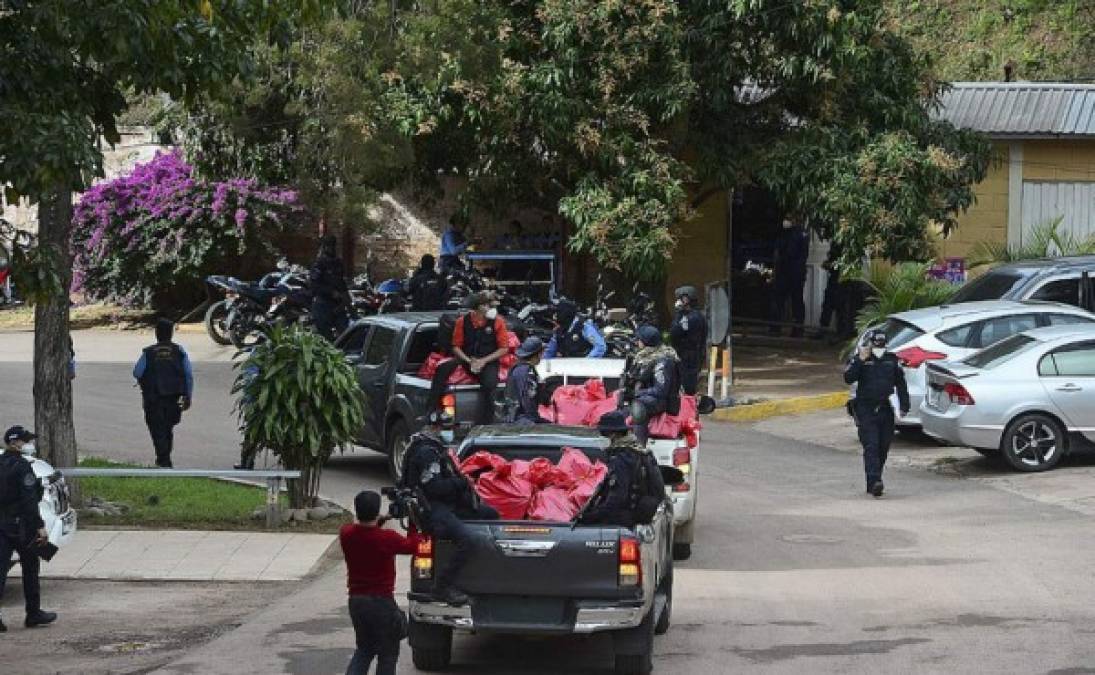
{"left": 75, "top": 457, "right": 349, "bottom": 533}
{"left": 0, "top": 303, "right": 156, "bottom": 331}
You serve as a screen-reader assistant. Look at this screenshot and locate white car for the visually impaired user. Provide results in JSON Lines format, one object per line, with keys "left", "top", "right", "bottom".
{"left": 538, "top": 357, "right": 701, "bottom": 559}
{"left": 860, "top": 301, "right": 1095, "bottom": 430}
{"left": 8, "top": 456, "right": 77, "bottom": 570}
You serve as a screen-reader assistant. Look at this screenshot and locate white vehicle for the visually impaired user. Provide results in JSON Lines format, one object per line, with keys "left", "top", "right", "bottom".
{"left": 7, "top": 455, "right": 77, "bottom": 571}
{"left": 858, "top": 301, "right": 1095, "bottom": 430}
{"left": 538, "top": 357, "right": 702, "bottom": 560}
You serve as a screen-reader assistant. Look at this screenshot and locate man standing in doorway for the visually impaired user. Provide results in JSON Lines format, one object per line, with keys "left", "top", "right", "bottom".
{"left": 133, "top": 319, "right": 193, "bottom": 468}
{"left": 770, "top": 215, "right": 810, "bottom": 337}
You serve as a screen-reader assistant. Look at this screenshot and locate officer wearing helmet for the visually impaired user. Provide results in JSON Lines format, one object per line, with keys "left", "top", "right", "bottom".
{"left": 843, "top": 330, "right": 910, "bottom": 497}
{"left": 669, "top": 285, "right": 708, "bottom": 395}
{"left": 504, "top": 337, "right": 549, "bottom": 424}
{"left": 581, "top": 412, "right": 666, "bottom": 527}
{"left": 399, "top": 411, "right": 498, "bottom": 605}
{"left": 625, "top": 325, "right": 682, "bottom": 446}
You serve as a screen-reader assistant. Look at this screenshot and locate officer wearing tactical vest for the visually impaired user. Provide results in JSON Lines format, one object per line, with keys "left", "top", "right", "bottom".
{"left": 581, "top": 412, "right": 666, "bottom": 528}
{"left": 669, "top": 285, "right": 708, "bottom": 395}
{"left": 504, "top": 337, "right": 548, "bottom": 424}
{"left": 0, "top": 426, "right": 58, "bottom": 632}
{"left": 408, "top": 254, "right": 447, "bottom": 311}
{"left": 133, "top": 319, "right": 194, "bottom": 468}
{"left": 450, "top": 291, "right": 511, "bottom": 425}
{"left": 625, "top": 325, "right": 682, "bottom": 446}
{"left": 545, "top": 299, "right": 606, "bottom": 359}
{"left": 400, "top": 411, "right": 498, "bottom": 605}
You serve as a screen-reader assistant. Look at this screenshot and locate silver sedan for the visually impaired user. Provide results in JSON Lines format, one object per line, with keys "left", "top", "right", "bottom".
{"left": 920, "top": 324, "right": 1095, "bottom": 472}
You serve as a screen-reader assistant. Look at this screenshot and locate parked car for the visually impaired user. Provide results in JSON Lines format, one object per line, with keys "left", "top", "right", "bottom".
{"left": 408, "top": 425, "right": 680, "bottom": 675}
{"left": 949, "top": 256, "right": 1095, "bottom": 307}
{"left": 8, "top": 455, "right": 77, "bottom": 572}
{"left": 920, "top": 324, "right": 1095, "bottom": 472}
{"left": 862, "top": 301, "right": 1095, "bottom": 430}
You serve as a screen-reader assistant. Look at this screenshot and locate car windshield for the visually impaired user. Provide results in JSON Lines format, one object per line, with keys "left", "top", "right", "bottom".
{"left": 963, "top": 334, "right": 1038, "bottom": 370}
{"left": 878, "top": 318, "right": 925, "bottom": 349}
{"left": 949, "top": 269, "right": 1034, "bottom": 303}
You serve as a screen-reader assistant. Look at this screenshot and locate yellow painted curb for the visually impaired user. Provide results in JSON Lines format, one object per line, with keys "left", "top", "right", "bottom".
{"left": 712, "top": 391, "right": 847, "bottom": 423}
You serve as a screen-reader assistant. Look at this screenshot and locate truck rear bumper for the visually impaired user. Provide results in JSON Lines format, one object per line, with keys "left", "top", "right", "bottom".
{"left": 408, "top": 595, "right": 644, "bottom": 634}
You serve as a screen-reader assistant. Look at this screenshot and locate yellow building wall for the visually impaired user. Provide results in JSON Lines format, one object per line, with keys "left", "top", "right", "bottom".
{"left": 664, "top": 191, "right": 729, "bottom": 311}
{"left": 940, "top": 143, "right": 1009, "bottom": 260}
{"left": 1023, "top": 139, "right": 1095, "bottom": 181}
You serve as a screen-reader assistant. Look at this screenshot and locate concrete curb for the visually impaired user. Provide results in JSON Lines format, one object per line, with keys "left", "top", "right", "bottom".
{"left": 712, "top": 391, "right": 847, "bottom": 423}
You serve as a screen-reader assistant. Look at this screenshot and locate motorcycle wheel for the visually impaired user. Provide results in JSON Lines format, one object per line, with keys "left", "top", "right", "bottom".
{"left": 228, "top": 314, "right": 264, "bottom": 350}
{"left": 204, "top": 300, "right": 232, "bottom": 346}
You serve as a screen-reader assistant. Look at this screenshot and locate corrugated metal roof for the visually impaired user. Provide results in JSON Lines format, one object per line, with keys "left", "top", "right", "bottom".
{"left": 935, "top": 82, "right": 1095, "bottom": 138}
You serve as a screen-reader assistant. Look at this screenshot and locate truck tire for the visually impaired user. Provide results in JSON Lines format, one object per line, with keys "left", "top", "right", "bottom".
{"left": 613, "top": 608, "right": 655, "bottom": 675}
{"left": 409, "top": 618, "right": 452, "bottom": 671}
{"left": 672, "top": 542, "right": 692, "bottom": 561}
{"left": 204, "top": 300, "right": 232, "bottom": 345}
{"left": 386, "top": 419, "right": 411, "bottom": 483}
{"left": 654, "top": 568, "right": 673, "bottom": 635}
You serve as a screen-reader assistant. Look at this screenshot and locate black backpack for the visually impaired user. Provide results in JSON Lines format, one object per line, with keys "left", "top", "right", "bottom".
{"left": 436, "top": 312, "right": 460, "bottom": 355}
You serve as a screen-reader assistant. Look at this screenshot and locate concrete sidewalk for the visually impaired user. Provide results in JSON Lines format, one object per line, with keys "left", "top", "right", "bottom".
{"left": 10, "top": 529, "right": 336, "bottom": 582}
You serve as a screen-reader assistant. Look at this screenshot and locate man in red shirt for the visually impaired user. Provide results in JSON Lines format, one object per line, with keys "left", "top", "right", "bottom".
{"left": 450, "top": 291, "right": 511, "bottom": 424}
{"left": 340, "top": 490, "right": 420, "bottom": 675}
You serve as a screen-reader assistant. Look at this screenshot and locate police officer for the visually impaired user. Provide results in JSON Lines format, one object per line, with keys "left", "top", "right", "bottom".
{"left": 544, "top": 299, "right": 606, "bottom": 359}
{"left": 625, "top": 325, "right": 682, "bottom": 446}
{"left": 400, "top": 411, "right": 498, "bottom": 605}
{"left": 843, "top": 330, "right": 910, "bottom": 497}
{"left": 504, "top": 337, "right": 548, "bottom": 424}
{"left": 0, "top": 426, "right": 58, "bottom": 631}
{"left": 133, "top": 318, "right": 194, "bottom": 468}
{"left": 408, "top": 254, "right": 447, "bottom": 311}
{"left": 310, "top": 233, "right": 350, "bottom": 340}
{"left": 581, "top": 412, "right": 665, "bottom": 527}
{"left": 669, "top": 285, "right": 708, "bottom": 395}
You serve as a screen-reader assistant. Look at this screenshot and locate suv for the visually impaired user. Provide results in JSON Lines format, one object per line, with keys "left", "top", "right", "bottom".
{"left": 949, "top": 256, "right": 1095, "bottom": 307}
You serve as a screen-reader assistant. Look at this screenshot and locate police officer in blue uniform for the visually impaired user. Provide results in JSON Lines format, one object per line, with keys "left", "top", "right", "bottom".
{"left": 580, "top": 412, "right": 665, "bottom": 527}
{"left": 669, "top": 285, "right": 708, "bottom": 395}
{"left": 133, "top": 319, "right": 194, "bottom": 468}
{"left": 625, "top": 326, "right": 682, "bottom": 446}
{"left": 400, "top": 411, "right": 498, "bottom": 605}
{"left": 545, "top": 299, "right": 606, "bottom": 359}
{"left": 843, "top": 330, "right": 910, "bottom": 497}
{"left": 504, "top": 337, "right": 548, "bottom": 424}
{"left": 0, "top": 426, "right": 58, "bottom": 632}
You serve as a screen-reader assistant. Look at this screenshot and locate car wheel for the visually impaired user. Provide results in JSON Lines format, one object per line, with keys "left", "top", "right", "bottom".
{"left": 204, "top": 300, "right": 232, "bottom": 345}
{"left": 386, "top": 419, "right": 411, "bottom": 483}
{"left": 1000, "top": 413, "right": 1066, "bottom": 472}
{"left": 672, "top": 542, "right": 692, "bottom": 561}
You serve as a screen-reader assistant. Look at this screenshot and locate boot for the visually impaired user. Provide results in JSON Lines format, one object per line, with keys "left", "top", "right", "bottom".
{"left": 432, "top": 586, "right": 469, "bottom": 606}
{"left": 25, "top": 610, "right": 57, "bottom": 628}
{"left": 869, "top": 481, "right": 884, "bottom": 498}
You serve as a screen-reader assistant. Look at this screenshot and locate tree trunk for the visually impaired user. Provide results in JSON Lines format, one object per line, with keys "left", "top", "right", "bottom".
{"left": 33, "top": 190, "right": 77, "bottom": 485}
{"left": 287, "top": 460, "right": 323, "bottom": 509}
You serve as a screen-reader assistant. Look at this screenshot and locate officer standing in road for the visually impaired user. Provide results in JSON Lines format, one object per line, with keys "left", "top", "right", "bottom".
{"left": 0, "top": 426, "right": 58, "bottom": 632}
{"left": 400, "top": 411, "right": 498, "bottom": 605}
{"left": 581, "top": 412, "right": 665, "bottom": 527}
{"left": 133, "top": 318, "right": 194, "bottom": 468}
{"left": 843, "top": 330, "right": 910, "bottom": 497}
{"left": 504, "top": 337, "right": 548, "bottom": 424}
{"left": 625, "top": 326, "right": 682, "bottom": 446}
{"left": 669, "top": 285, "right": 708, "bottom": 395}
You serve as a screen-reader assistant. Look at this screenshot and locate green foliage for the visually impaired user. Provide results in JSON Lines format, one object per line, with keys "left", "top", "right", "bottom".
{"left": 969, "top": 217, "right": 1095, "bottom": 269}
{"left": 852, "top": 262, "right": 957, "bottom": 340}
{"left": 233, "top": 327, "right": 364, "bottom": 508}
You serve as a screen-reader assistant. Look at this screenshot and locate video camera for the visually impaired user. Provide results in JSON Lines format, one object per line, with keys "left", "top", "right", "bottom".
{"left": 381, "top": 486, "right": 428, "bottom": 528}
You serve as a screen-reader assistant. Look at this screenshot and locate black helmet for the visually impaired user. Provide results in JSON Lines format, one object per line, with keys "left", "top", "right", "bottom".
{"left": 426, "top": 410, "right": 455, "bottom": 429}
{"left": 674, "top": 285, "right": 698, "bottom": 301}
{"left": 868, "top": 330, "right": 888, "bottom": 348}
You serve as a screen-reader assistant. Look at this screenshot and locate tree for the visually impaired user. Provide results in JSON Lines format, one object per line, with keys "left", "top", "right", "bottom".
{"left": 233, "top": 326, "right": 364, "bottom": 508}
{"left": 0, "top": 1, "right": 320, "bottom": 470}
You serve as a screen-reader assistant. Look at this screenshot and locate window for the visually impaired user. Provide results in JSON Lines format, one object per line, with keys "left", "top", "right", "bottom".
{"left": 1040, "top": 342, "right": 1095, "bottom": 377}
{"left": 364, "top": 327, "right": 398, "bottom": 367}
{"left": 877, "top": 319, "right": 925, "bottom": 350}
{"left": 1030, "top": 278, "right": 1080, "bottom": 305}
{"left": 340, "top": 326, "right": 370, "bottom": 354}
{"left": 1047, "top": 313, "right": 1095, "bottom": 326}
{"left": 950, "top": 270, "right": 1033, "bottom": 303}
{"left": 936, "top": 323, "right": 975, "bottom": 348}
{"left": 972, "top": 314, "right": 1038, "bottom": 349}
{"left": 964, "top": 334, "right": 1038, "bottom": 370}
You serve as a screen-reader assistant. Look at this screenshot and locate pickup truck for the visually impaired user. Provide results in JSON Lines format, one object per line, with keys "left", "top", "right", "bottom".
{"left": 407, "top": 425, "right": 681, "bottom": 675}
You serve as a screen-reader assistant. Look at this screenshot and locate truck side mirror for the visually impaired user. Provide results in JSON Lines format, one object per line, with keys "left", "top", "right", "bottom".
{"left": 660, "top": 465, "right": 685, "bottom": 487}
{"left": 696, "top": 395, "right": 717, "bottom": 415}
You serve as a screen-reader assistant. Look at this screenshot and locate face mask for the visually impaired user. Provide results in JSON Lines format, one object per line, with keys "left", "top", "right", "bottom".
{"left": 674, "top": 299, "right": 685, "bottom": 310}
{"left": 782, "top": 220, "right": 793, "bottom": 229}
{"left": 20, "top": 442, "right": 36, "bottom": 457}
{"left": 440, "top": 430, "right": 454, "bottom": 443}
{"left": 485, "top": 308, "right": 498, "bottom": 320}
{"left": 871, "top": 347, "right": 885, "bottom": 359}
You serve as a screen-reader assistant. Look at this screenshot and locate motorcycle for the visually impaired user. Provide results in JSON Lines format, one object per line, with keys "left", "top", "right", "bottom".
{"left": 224, "top": 260, "right": 311, "bottom": 349}
{"left": 375, "top": 277, "right": 410, "bottom": 314}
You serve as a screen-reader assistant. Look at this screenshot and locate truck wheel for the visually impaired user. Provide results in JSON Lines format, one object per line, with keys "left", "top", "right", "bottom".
{"left": 409, "top": 619, "right": 452, "bottom": 671}
{"left": 613, "top": 609, "right": 655, "bottom": 675}
{"left": 386, "top": 419, "right": 411, "bottom": 483}
{"left": 672, "top": 542, "right": 692, "bottom": 561}
{"left": 654, "top": 568, "right": 673, "bottom": 635}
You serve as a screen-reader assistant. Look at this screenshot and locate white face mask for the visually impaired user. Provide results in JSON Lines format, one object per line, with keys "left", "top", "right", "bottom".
{"left": 440, "top": 430, "right": 454, "bottom": 443}
{"left": 674, "top": 299, "right": 685, "bottom": 310}
{"left": 20, "top": 442, "right": 36, "bottom": 457}
{"left": 484, "top": 308, "right": 498, "bottom": 320}
{"left": 871, "top": 347, "right": 885, "bottom": 359}
{"left": 782, "top": 220, "right": 794, "bottom": 229}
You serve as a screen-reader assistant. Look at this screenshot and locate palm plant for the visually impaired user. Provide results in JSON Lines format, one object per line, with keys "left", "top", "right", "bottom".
{"left": 969, "top": 217, "right": 1095, "bottom": 269}
{"left": 233, "top": 326, "right": 364, "bottom": 508}
{"left": 849, "top": 261, "right": 955, "bottom": 350}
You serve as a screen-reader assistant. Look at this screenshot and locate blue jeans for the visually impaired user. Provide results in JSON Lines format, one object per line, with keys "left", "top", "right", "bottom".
{"left": 346, "top": 595, "right": 404, "bottom": 675}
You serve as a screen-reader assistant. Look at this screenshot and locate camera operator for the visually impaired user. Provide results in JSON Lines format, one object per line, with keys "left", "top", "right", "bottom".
{"left": 339, "top": 490, "right": 420, "bottom": 675}
{"left": 401, "top": 411, "right": 498, "bottom": 606}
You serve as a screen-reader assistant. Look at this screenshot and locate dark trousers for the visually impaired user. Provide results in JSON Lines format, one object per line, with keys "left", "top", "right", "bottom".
{"left": 0, "top": 522, "right": 42, "bottom": 615}
{"left": 856, "top": 403, "right": 895, "bottom": 488}
{"left": 313, "top": 299, "right": 348, "bottom": 341}
{"left": 630, "top": 396, "right": 666, "bottom": 446}
{"left": 770, "top": 273, "right": 807, "bottom": 335}
{"left": 429, "top": 503, "right": 499, "bottom": 589}
{"left": 819, "top": 271, "right": 842, "bottom": 329}
{"left": 680, "top": 362, "right": 701, "bottom": 396}
{"left": 346, "top": 595, "right": 405, "bottom": 675}
{"left": 144, "top": 396, "right": 182, "bottom": 467}
{"left": 428, "top": 359, "right": 500, "bottom": 425}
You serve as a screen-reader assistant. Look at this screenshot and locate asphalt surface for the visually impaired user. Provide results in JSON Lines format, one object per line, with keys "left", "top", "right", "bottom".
{"left": 4, "top": 330, "right": 1095, "bottom": 673}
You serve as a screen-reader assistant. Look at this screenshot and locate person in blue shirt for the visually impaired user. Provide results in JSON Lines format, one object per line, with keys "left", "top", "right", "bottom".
{"left": 439, "top": 216, "right": 469, "bottom": 272}
{"left": 133, "top": 319, "right": 194, "bottom": 468}
{"left": 545, "top": 300, "right": 606, "bottom": 358}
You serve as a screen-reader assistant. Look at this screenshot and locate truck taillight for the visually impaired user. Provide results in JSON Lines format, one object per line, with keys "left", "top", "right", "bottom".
{"left": 441, "top": 393, "right": 456, "bottom": 417}
{"left": 671, "top": 446, "right": 691, "bottom": 493}
{"left": 618, "top": 535, "right": 641, "bottom": 587}
{"left": 413, "top": 536, "right": 434, "bottom": 580}
{"left": 943, "top": 382, "right": 975, "bottom": 405}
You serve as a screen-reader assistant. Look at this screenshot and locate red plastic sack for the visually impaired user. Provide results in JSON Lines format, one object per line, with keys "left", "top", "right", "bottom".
{"left": 557, "top": 447, "right": 593, "bottom": 477}
{"left": 416, "top": 351, "right": 446, "bottom": 379}
{"left": 528, "top": 486, "right": 580, "bottom": 521}
{"left": 647, "top": 395, "right": 700, "bottom": 440}
{"left": 567, "top": 462, "right": 608, "bottom": 508}
{"left": 582, "top": 396, "right": 621, "bottom": 428}
{"left": 528, "top": 457, "right": 571, "bottom": 489}
{"left": 460, "top": 451, "right": 508, "bottom": 477}
{"left": 475, "top": 462, "right": 535, "bottom": 520}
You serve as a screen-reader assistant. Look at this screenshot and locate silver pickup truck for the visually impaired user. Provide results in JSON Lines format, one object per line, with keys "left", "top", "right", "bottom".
{"left": 406, "top": 425, "right": 680, "bottom": 675}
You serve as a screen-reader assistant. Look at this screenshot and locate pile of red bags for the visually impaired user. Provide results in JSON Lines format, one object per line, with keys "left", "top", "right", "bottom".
{"left": 459, "top": 447, "right": 608, "bottom": 521}
{"left": 537, "top": 380, "right": 702, "bottom": 443}
{"left": 416, "top": 333, "right": 520, "bottom": 384}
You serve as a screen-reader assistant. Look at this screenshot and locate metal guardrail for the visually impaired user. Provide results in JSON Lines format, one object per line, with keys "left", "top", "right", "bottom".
{"left": 61, "top": 468, "right": 301, "bottom": 528}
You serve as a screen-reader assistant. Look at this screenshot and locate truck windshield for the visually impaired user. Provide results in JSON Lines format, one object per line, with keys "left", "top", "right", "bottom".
{"left": 949, "top": 270, "right": 1033, "bottom": 303}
